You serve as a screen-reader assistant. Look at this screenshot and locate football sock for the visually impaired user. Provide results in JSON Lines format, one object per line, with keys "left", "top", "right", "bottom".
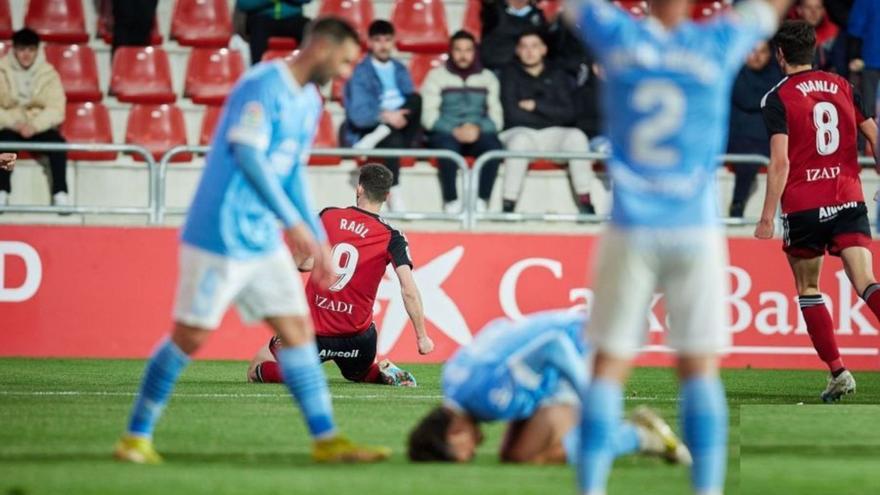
{"left": 799, "top": 295, "right": 844, "bottom": 371}
{"left": 127, "top": 338, "right": 190, "bottom": 438}
{"left": 681, "top": 376, "right": 728, "bottom": 494}
{"left": 277, "top": 342, "right": 337, "bottom": 439}
{"left": 362, "top": 362, "right": 382, "bottom": 383}
{"left": 562, "top": 422, "right": 640, "bottom": 465}
{"left": 861, "top": 283, "right": 880, "bottom": 321}
{"left": 578, "top": 378, "right": 622, "bottom": 494}
{"left": 255, "top": 361, "right": 283, "bottom": 383}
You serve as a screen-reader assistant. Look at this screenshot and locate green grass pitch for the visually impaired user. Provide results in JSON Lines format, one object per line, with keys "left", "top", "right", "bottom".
{"left": 1, "top": 358, "right": 878, "bottom": 495}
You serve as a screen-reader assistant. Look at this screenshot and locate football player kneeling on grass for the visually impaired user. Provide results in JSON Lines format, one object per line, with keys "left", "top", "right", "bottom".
{"left": 408, "top": 310, "right": 692, "bottom": 465}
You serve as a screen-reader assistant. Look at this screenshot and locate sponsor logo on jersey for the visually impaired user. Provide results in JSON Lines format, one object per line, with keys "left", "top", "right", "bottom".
{"left": 318, "top": 348, "right": 359, "bottom": 359}
{"left": 806, "top": 166, "right": 840, "bottom": 182}
{"left": 819, "top": 201, "right": 858, "bottom": 220}
{"left": 314, "top": 294, "right": 354, "bottom": 314}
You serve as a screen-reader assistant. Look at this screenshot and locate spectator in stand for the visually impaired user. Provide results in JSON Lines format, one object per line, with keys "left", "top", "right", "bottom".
{"left": 726, "top": 41, "right": 782, "bottom": 218}
{"left": 848, "top": 0, "right": 879, "bottom": 112}
{"left": 795, "top": 0, "right": 838, "bottom": 68}
{"left": 343, "top": 20, "right": 421, "bottom": 212}
{"left": 498, "top": 31, "right": 597, "bottom": 214}
{"left": 823, "top": 0, "right": 854, "bottom": 75}
{"left": 480, "top": 0, "right": 549, "bottom": 71}
{"left": 236, "top": 0, "right": 313, "bottom": 64}
{"left": 421, "top": 31, "right": 503, "bottom": 214}
{"left": 110, "top": 0, "right": 159, "bottom": 55}
{"left": 0, "top": 29, "right": 68, "bottom": 208}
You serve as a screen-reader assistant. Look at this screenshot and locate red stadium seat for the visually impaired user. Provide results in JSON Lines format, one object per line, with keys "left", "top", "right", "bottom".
{"left": 110, "top": 46, "right": 175, "bottom": 104}
{"left": 536, "top": 0, "right": 562, "bottom": 20}
{"left": 125, "top": 104, "right": 189, "bottom": 161}
{"left": 24, "top": 0, "right": 89, "bottom": 43}
{"left": 199, "top": 104, "right": 222, "bottom": 145}
{"left": 171, "top": 0, "right": 232, "bottom": 47}
{"left": 318, "top": 0, "right": 375, "bottom": 42}
{"left": 96, "top": 14, "right": 163, "bottom": 45}
{"left": 330, "top": 76, "right": 348, "bottom": 102}
{"left": 61, "top": 102, "right": 116, "bottom": 161}
{"left": 310, "top": 109, "right": 341, "bottom": 166}
{"left": 613, "top": 0, "right": 647, "bottom": 17}
{"left": 390, "top": 0, "right": 450, "bottom": 53}
{"left": 528, "top": 159, "right": 564, "bottom": 171}
{"left": 409, "top": 52, "right": 448, "bottom": 90}
{"left": 0, "top": 0, "right": 12, "bottom": 39}
{"left": 267, "top": 36, "right": 298, "bottom": 50}
{"left": 43, "top": 44, "right": 102, "bottom": 102}
{"left": 185, "top": 48, "right": 245, "bottom": 105}
{"left": 261, "top": 48, "right": 298, "bottom": 62}
{"left": 462, "top": 0, "right": 481, "bottom": 41}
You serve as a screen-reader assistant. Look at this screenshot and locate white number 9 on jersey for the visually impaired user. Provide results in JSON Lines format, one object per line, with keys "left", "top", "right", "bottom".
{"left": 329, "top": 242, "right": 359, "bottom": 292}
{"left": 630, "top": 80, "right": 686, "bottom": 167}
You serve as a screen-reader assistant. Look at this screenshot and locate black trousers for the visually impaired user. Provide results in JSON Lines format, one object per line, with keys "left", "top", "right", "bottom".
{"left": 427, "top": 130, "right": 502, "bottom": 202}
{"left": 245, "top": 13, "right": 310, "bottom": 65}
{"left": 315, "top": 324, "right": 378, "bottom": 382}
{"left": 0, "top": 128, "right": 68, "bottom": 194}
{"left": 351, "top": 94, "right": 422, "bottom": 186}
{"left": 726, "top": 136, "right": 769, "bottom": 206}
{"left": 111, "top": 0, "right": 159, "bottom": 55}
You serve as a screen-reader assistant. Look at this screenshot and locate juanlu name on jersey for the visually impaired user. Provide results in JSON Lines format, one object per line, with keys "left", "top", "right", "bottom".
{"left": 795, "top": 80, "right": 839, "bottom": 97}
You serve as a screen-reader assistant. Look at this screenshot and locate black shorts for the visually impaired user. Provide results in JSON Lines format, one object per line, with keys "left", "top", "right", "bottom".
{"left": 269, "top": 325, "right": 378, "bottom": 382}
{"left": 782, "top": 202, "right": 872, "bottom": 258}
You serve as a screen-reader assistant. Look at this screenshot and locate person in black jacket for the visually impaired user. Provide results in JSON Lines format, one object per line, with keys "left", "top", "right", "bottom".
{"left": 726, "top": 41, "right": 782, "bottom": 218}
{"left": 498, "top": 31, "right": 597, "bottom": 214}
{"left": 480, "top": 0, "right": 549, "bottom": 71}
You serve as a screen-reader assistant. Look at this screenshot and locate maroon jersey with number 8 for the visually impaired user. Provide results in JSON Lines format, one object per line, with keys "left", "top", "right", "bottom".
{"left": 761, "top": 69, "right": 873, "bottom": 214}
{"left": 305, "top": 207, "right": 412, "bottom": 337}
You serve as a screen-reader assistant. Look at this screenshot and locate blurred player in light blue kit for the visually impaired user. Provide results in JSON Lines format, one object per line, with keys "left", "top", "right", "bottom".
{"left": 563, "top": 1, "right": 792, "bottom": 494}
{"left": 408, "top": 310, "right": 690, "bottom": 465}
{"left": 114, "top": 18, "right": 391, "bottom": 465}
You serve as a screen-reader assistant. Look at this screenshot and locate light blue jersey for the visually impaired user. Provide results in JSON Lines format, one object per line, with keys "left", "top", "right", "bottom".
{"left": 442, "top": 310, "right": 588, "bottom": 421}
{"left": 569, "top": 0, "right": 777, "bottom": 228}
{"left": 182, "top": 61, "right": 326, "bottom": 259}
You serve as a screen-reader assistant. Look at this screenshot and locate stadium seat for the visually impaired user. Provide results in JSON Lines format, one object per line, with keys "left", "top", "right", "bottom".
{"left": 409, "top": 52, "right": 448, "bottom": 90}
{"left": 61, "top": 102, "right": 116, "bottom": 161}
{"left": 267, "top": 36, "right": 298, "bottom": 50}
{"left": 185, "top": 48, "right": 246, "bottom": 105}
{"left": 528, "top": 160, "right": 564, "bottom": 171}
{"left": 318, "top": 0, "right": 375, "bottom": 42}
{"left": 96, "top": 14, "right": 163, "bottom": 45}
{"left": 330, "top": 76, "right": 347, "bottom": 102}
{"left": 24, "top": 0, "right": 89, "bottom": 43}
{"left": 613, "top": 0, "right": 647, "bottom": 17}
{"left": 261, "top": 48, "right": 298, "bottom": 62}
{"left": 43, "top": 44, "right": 102, "bottom": 102}
{"left": 0, "top": 0, "right": 12, "bottom": 39}
{"left": 171, "top": 0, "right": 233, "bottom": 48}
{"left": 125, "top": 104, "right": 190, "bottom": 161}
{"left": 199, "top": 104, "right": 222, "bottom": 145}
{"left": 110, "top": 46, "right": 175, "bottom": 104}
{"left": 390, "top": 0, "right": 450, "bottom": 53}
{"left": 462, "top": 0, "right": 481, "bottom": 40}
{"left": 310, "top": 109, "right": 341, "bottom": 166}
{"left": 536, "top": 0, "right": 562, "bottom": 20}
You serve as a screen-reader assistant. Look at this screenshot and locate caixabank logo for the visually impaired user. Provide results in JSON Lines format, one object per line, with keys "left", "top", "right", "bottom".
{"left": 0, "top": 241, "right": 41, "bottom": 303}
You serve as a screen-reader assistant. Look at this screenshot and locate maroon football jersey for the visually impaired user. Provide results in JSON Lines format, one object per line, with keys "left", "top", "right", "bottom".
{"left": 762, "top": 69, "right": 873, "bottom": 214}
{"left": 306, "top": 207, "right": 412, "bottom": 337}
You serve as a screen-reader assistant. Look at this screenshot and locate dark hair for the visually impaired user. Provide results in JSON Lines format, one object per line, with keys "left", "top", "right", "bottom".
{"left": 368, "top": 20, "right": 395, "bottom": 38}
{"left": 304, "top": 16, "right": 360, "bottom": 45}
{"left": 516, "top": 29, "right": 545, "bottom": 46}
{"left": 773, "top": 20, "right": 816, "bottom": 66}
{"left": 450, "top": 30, "right": 476, "bottom": 47}
{"left": 12, "top": 28, "right": 40, "bottom": 48}
{"left": 359, "top": 163, "right": 394, "bottom": 203}
{"left": 408, "top": 406, "right": 456, "bottom": 462}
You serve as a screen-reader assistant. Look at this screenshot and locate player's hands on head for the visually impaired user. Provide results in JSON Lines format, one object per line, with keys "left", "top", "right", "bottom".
{"left": 0, "top": 153, "right": 16, "bottom": 171}
{"left": 754, "top": 218, "right": 775, "bottom": 240}
{"left": 417, "top": 335, "right": 435, "bottom": 355}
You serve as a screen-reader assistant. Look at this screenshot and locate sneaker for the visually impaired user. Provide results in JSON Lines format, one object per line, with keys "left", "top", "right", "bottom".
{"left": 577, "top": 201, "right": 596, "bottom": 215}
{"left": 387, "top": 185, "right": 406, "bottom": 212}
{"left": 52, "top": 192, "right": 70, "bottom": 206}
{"left": 113, "top": 435, "right": 163, "bottom": 464}
{"left": 476, "top": 199, "right": 488, "bottom": 213}
{"left": 312, "top": 434, "right": 391, "bottom": 463}
{"left": 377, "top": 359, "right": 416, "bottom": 387}
{"left": 502, "top": 199, "right": 516, "bottom": 213}
{"left": 352, "top": 125, "right": 392, "bottom": 150}
{"left": 631, "top": 406, "right": 692, "bottom": 465}
{"left": 443, "top": 199, "right": 461, "bottom": 214}
{"left": 821, "top": 369, "right": 856, "bottom": 402}
{"left": 729, "top": 201, "right": 745, "bottom": 218}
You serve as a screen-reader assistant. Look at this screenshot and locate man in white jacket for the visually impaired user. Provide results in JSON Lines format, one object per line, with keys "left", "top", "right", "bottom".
{"left": 0, "top": 29, "right": 68, "bottom": 207}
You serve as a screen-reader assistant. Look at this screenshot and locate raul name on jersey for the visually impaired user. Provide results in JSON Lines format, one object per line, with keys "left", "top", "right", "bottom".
{"left": 337, "top": 218, "right": 369, "bottom": 239}
{"left": 314, "top": 294, "right": 354, "bottom": 315}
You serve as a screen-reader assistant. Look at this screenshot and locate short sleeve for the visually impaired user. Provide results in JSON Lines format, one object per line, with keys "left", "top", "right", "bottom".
{"left": 388, "top": 229, "right": 413, "bottom": 268}
{"left": 564, "top": 0, "right": 636, "bottom": 57}
{"left": 761, "top": 89, "right": 788, "bottom": 136}
{"left": 226, "top": 80, "right": 273, "bottom": 151}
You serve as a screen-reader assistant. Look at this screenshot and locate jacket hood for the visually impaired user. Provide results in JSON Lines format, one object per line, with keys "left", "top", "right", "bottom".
{"left": 445, "top": 56, "right": 484, "bottom": 80}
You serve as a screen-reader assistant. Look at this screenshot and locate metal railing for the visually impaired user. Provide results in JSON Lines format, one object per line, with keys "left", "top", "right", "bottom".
{"left": 0, "top": 142, "right": 160, "bottom": 223}
{"left": 156, "top": 146, "right": 473, "bottom": 227}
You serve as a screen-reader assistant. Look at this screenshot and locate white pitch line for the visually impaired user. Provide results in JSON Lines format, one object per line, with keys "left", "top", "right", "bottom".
{"left": 0, "top": 390, "right": 672, "bottom": 401}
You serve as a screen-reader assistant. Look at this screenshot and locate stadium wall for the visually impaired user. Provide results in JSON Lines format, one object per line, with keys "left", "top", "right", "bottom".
{"left": 1, "top": 225, "right": 878, "bottom": 370}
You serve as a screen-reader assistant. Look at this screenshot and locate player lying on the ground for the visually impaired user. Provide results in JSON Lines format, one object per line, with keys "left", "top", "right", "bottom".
{"left": 407, "top": 310, "right": 691, "bottom": 465}
{"left": 247, "top": 163, "right": 434, "bottom": 387}
{"left": 0, "top": 153, "right": 15, "bottom": 171}
{"left": 755, "top": 20, "right": 879, "bottom": 402}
